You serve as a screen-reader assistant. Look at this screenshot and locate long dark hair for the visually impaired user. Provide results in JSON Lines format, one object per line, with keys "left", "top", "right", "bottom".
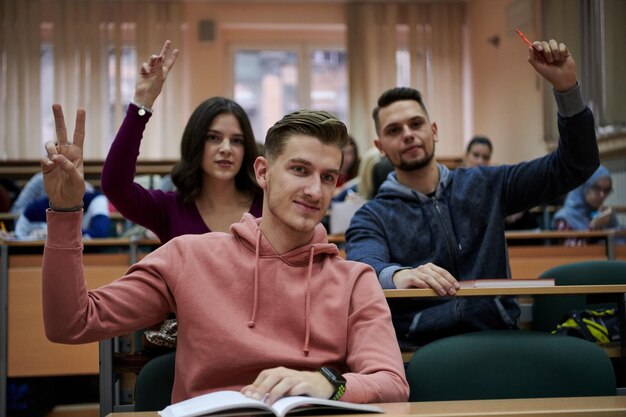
{"left": 171, "top": 97, "right": 262, "bottom": 203}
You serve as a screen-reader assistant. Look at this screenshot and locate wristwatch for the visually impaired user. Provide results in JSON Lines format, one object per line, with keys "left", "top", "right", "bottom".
{"left": 319, "top": 366, "right": 346, "bottom": 401}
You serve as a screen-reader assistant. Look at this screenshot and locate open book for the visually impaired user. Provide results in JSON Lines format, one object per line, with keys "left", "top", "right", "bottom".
{"left": 158, "top": 390, "right": 383, "bottom": 417}
{"left": 459, "top": 278, "right": 555, "bottom": 288}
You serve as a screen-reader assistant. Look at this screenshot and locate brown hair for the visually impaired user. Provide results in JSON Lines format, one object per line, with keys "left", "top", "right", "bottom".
{"left": 264, "top": 110, "right": 349, "bottom": 163}
{"left": 171, "top": 97, "right": 262, "bottom": 203}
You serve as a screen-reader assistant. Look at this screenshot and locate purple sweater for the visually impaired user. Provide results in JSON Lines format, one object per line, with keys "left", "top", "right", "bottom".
{"left": 102, "top": 104, "right": 263, "bottom": 243}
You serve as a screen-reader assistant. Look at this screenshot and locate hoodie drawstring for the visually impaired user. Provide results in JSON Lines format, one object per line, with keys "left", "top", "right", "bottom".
{"left": 247, "top": 228, "right": 315, "bottom": 357}
{"left": 248, "top": 230, "right": 262, "bottom": 328}
{"left": 303, "top": 247, "right": 315, "bottom": 356}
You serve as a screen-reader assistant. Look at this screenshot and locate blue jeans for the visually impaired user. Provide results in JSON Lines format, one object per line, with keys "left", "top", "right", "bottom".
{"left": 392, "top": 296, "right": 520, "bottom": 346}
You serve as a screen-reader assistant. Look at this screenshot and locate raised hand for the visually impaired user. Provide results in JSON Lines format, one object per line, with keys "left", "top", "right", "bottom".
{"left": 40, "top": 104, "right": 86, "bottom": 210}
{"left": 133, "top": 40, "right": 180, "bottom": 109}
{"left": 527, "top": 39, "right": 577, "bottom": 92}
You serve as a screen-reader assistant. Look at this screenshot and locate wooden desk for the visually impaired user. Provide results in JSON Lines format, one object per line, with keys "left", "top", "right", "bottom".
{"left": 0, "top": 237, "right": 160, "bottom": 417}
{"left": 507, "top": 230, "right": 626, "bottom": 278}
{"left": 105, "top": 396, "right": 626, "bottom": 417}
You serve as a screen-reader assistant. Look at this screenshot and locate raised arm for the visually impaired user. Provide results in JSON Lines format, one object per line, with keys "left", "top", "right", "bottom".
{"left": 101, "top": 40, "right": 180, "bottom": 237}
{"left": 41, "top": 105, "right": 176, "bottom": 343}
{"left": 501, "top": 38, "right": 598, "bottom": 216}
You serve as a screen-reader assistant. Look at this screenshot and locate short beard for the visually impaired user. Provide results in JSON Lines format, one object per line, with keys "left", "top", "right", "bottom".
{"left": 396, "top": 149, "right": 435, "bottom": 171}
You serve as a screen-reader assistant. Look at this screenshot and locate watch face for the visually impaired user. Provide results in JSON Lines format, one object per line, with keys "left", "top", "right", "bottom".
{"left": 321, "top": 366, "right": 347, "bottom": 384}
{"left": 320, "top": 367, "right": 346, "bottom": 401}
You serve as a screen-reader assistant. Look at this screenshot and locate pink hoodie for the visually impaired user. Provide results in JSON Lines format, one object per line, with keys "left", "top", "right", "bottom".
{"left": 42, "top": 211, "right": 408, "bottom": 404}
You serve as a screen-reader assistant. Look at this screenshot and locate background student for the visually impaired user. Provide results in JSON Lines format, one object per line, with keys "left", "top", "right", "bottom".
{"left": 11, "top": 172, "right": 94, "bottom": 215}
{"left": 332, "top": 146, "right": 383, "bottom": 202}
{"left": 462, "top": 135, "right": 492, "bottom": 168}
{"left": 15, "top": 191, "right": 111, "bottom": 239}
{"left": 462, "top": 135, "right": 539, "bottom": 234}
{"left": 335, "top": 136, "right": 360, "bottom": 189}
{"left": 101, "top": 40, "right": 262, "bottom": 243}
{"left": 40, "top": 105, "right": 408, "bottom": 405}
{"left": 553, "top": 164, "right": 622, "bottom": 246}
{"left": 345, "top": 38, "right": 599, "bottom": 346}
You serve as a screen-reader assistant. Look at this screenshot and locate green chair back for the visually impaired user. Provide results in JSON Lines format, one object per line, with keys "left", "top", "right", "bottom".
{"left": 406, "top": 330, "right": 616, "bottom": 401}
{"left": 134, "top": 351, "right": 176, "bottom": 411}
{"left": 533, "top": 260, "right": 626, "bottom": 332}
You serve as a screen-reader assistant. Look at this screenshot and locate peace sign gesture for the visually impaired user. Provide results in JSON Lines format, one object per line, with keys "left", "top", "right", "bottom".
{"left": 133, "top": 40, "right": 180, "bottom": 109}
{"left": 41, "top": 104, "right": 86, "bottom": 210}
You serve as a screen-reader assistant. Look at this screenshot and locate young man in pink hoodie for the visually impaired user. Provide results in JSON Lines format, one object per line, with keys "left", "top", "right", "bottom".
{"left": 40, "top": 105, "right": 409, "bottom": 405}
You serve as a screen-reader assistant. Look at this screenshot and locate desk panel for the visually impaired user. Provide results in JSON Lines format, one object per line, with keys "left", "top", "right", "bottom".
{"left": 8, "top": 263, "right": 127, "bottom": 377}
{"left": 618, "top": 245, "right": 626, "bottom": 262}
{"left": 509, "top": 245, "right": 606, "bottom": 278}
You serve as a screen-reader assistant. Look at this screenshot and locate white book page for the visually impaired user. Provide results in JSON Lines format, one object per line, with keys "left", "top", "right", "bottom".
{"left": 159, "top": 391, "right": 271, "bottom": 417}
{"left": 271, "top": 396, "right": 383, "bottom": 417}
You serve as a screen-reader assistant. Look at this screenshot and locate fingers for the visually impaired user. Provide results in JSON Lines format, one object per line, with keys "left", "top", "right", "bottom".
{"left": 418, "top": 263, "right": 459, "bottom": 295}
{"left": 159, "top": 40, "right": 179, "bottom": 73}
{"left": 158, "top": 40, "right": 171, "bottom": 58}
{"left": 164, "top": 48, "right": 180, "bottom": 72}
{"left": 242, "top": 368, "right": 322, "bottom": 405}
{"left": 242, "top": 368, "right": 281, "bottom": 403}
{"left": 139, "top": 61, "right": 153, "bottom": 75}
{"left": 51, "top": 105, "right": 85, "bottom": 149}
{"left": 534, "top": 39, "right": 569, "bottom": 64}
{"left": 140, "top": 41, "right": 179, "bottom": 75}
{"left": 43, "top": 140, "right": 59, "bottom": 165}
{"left": 52, "top": 104, "right": 68, "bottom": 146}
{"left": 73, "top": 108, "right": 86, "bottom": 150}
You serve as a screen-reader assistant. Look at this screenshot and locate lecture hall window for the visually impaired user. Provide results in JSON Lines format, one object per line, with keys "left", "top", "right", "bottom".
{"left": 232, "top": 47, "right": 347, "bottom": 143}
{"left": 39, "top": 25, "right": 137, "bottom": 148}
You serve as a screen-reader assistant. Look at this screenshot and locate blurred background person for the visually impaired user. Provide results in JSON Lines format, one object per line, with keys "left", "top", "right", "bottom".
{"left": 336, "top": 135, "right": 361, "bottom": 188}
{"left": 11, "top": 172, "right": 94, "bottom": 215}
{"left": 462, "top": 135, "right": 492, "bottom": 167}
{"left": 553, "top": 165, "right": 621, "bottom": 246}
{"left": 14, "top": 191, "right": 111, "bottom": 239}
{"left": 333, "top": 146, "right": 382, "bottom": 202}
{"left": 463, "top": 135, "right": 538, "bottom": 233}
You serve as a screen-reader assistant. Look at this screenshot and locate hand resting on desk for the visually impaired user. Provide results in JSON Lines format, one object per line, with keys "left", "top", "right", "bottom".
{"left": 392, "top": 263, "right": 459, "bottom": 296}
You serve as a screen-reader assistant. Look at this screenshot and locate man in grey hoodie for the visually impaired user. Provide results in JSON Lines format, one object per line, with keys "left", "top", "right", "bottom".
{"left": 345, "top": 39, "right": 599, "bottom": 345}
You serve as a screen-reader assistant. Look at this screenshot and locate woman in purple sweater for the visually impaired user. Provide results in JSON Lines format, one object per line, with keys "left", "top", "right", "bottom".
{"left": 102, "top": 40, "right": 262, "bottom": 243}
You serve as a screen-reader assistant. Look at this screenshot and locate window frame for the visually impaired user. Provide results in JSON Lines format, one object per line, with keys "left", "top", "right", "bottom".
{"left": 227, "top": 41, "right": 348, "bottom": 142}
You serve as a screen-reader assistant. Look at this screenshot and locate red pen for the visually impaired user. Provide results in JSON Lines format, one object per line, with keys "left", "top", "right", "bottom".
{"left": 515, "top": 29, "right": 533, "bottom": 47}
{"left": 515, "top": 29, "right": 544, "bottom": 62}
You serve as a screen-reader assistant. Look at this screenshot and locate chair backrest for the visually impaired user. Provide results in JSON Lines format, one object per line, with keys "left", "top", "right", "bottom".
{"left": 533, "top": 260, "right": 626, "bottom": 332}
{"left": 134, "top": 351, "right": 176, "bottom": 411}
{"left": 406, "top": 330, "right": 616, "bottom": 401}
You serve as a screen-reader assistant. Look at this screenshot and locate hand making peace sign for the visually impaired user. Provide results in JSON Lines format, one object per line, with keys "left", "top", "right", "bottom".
{"left": 41, "top": 104, "right": 86, "bottom": 210}
{"left": 132, "top": 39, "right": 180, "bottom": 109}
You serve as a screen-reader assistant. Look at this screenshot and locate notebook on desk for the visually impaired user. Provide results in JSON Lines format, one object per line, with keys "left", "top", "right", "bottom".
{"left": 459, "top": 279, "right": 555, "bottom": 288}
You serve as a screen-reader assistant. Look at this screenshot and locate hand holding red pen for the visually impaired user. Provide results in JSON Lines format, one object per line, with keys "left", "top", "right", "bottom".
{"left": 516, "top": 31, "right": 577, "bottom": 92}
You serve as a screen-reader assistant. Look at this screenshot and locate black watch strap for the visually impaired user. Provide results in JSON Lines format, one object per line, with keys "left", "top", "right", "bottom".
{"left": 319, "top": 366, "right": 346, "bottom": 400}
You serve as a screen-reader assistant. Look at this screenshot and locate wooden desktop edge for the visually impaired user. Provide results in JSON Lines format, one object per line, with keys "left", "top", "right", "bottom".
{"left": 384, "top": 284, "right": 626, "bottom": 298}
{"left": 0, "top": 237, "right": 161, "bottom": 247}
{"left": 105, "top": 396, "right": 626, "bottom": 417}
